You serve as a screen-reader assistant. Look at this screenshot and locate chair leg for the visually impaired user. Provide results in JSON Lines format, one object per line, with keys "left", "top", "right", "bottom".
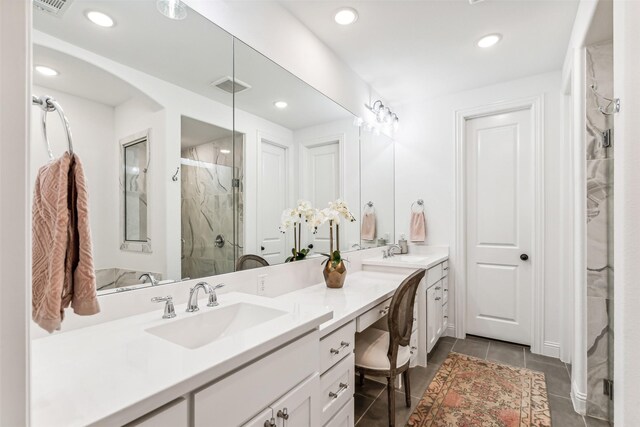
{"left": 387, "top": 376, "right": 396, "bottom": 427}
{"left": 359, "top": 371, "right": 365, "bottom": 386}
{"left": 403, "top": 370, "right": 411, "bottom": 407}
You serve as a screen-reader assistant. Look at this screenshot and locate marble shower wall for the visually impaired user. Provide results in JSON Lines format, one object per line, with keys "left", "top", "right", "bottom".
{"left": 585, "top": 41, "right": 613, "bottom": 422}
{"left": 96, "top": 268, "right": 162, "bottom": 291}
{"left": 181, "top": 137, "right": 243, "bottom": 280}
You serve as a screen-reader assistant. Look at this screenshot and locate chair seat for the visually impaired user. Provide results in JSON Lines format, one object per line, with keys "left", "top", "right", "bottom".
{"left": 354, "top": 327, "right": 411, "bottom": 371}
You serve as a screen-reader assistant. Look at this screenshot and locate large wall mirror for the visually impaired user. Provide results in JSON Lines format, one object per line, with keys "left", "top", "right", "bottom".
{"left": 31, "top": 0, "right": 392, "bottom": 295}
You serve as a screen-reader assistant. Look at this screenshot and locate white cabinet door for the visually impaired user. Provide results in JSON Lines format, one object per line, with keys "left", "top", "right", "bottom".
{"left": 435, "top": 283, "right": 444, "bottom": 338}
{"left": 426, "top": 286, "right": 438, "bottom": 353}
{"left": 324, "top": 398, "right": 354, "bottom": 427}
{"left": 244, "top": 408, "right": 274, "bottom": 427}
{"left": 272, "top": 374, "right": 320, "bottom": 427}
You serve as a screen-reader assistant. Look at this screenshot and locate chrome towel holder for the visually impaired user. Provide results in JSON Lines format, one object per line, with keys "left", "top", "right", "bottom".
{"left": 32, "top": 95, "right": 74, "bottom": 159}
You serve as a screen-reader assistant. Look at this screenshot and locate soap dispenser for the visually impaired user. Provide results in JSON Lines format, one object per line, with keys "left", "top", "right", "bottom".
{"left": 399, "top": 234, "right": 408, "bottom": 254}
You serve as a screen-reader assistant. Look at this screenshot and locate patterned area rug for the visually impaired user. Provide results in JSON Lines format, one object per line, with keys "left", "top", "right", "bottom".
{"left": 407, "top": 352, "right": 551, "bottom": 427}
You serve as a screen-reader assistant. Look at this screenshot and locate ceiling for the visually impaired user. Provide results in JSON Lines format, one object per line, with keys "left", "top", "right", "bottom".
{"left": 281, "top": 0, "right": 581, "bottom": 105}
{"left": 181, "top": 116, "right": 233, "bottom": 149}
{"left": 33, "top": 0, "right": 352, "bottom": 130}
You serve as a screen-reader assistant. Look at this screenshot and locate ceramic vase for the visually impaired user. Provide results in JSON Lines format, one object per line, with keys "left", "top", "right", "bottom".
{"left": 323, "top": 260, "right": 347, "bottom": 289}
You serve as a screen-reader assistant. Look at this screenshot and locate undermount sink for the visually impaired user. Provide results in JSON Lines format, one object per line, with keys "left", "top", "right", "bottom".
{"left": 146, "top": 302, "right": 288, "bottom": 349}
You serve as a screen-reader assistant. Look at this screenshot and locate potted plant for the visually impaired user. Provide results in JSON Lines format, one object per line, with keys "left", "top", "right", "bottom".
{"left": 318, "top": 199, "right": 356, "bottom": 289}
{"left": 280, "top": 200, "right": 315, "bottom": 262}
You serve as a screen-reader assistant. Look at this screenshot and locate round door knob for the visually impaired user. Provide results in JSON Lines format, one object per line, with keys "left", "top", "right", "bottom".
{"left": 520, "top": 254, "right": 529, "bottom": 261}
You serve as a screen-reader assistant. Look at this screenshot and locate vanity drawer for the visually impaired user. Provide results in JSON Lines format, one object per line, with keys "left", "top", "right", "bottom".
{"left": 324, "top": 397, "right": 354, "bottom": 427}
{"left": 425, "top": 264, "right": 442, "bottom": 288}
{"left": 321, "top": 320, "right": 356, "bottom": 373}
{"left": 356, "top": 298, "right": 392, "bottom": 333}
{"left": 320, "top": 353, "right": 355, "bottom": 425}
{"left": 443, "top": 303, "right": 449, "bottom": 329}
{"left": 442, "top": 260, "right": 449, "bottom": 277}
{"left": 409, "top": 331, "right": 419, "bottom": 367}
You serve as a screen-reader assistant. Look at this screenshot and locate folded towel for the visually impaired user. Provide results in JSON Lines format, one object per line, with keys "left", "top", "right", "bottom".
{"left": 32, "top": 152, "right": 100, "bottom": 333}
{"left": 361, "top": 212, "right": 376, "bottom": 241}
{"left": 409, "top": 211, "right": 426, "bottom": 242}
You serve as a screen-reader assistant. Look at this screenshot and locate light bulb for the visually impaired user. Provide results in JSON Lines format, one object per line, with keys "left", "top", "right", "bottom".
{"left": 157, "top": 0, "right": 187, "bottom": 20}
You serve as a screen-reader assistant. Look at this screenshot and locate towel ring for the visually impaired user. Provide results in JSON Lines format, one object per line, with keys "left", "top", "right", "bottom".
{"left": 32, "top": 95, "right": 74, "bottom": 160}
{"left": 364, "top": 201, "right": 375, "bottom": 213}
{"left": 411, "top": 199, "right": 424, "bottom": 213}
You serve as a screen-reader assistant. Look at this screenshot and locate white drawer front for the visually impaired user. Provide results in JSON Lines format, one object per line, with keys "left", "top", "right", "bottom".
{"left": 442, "top": 260, "right": 449, "bottom": 277}
{"left": 442, "top": 276, "right": 449, "bottom": 305}
{"left": 323, "top": 397, "right": 354, "bottom": 427}
{"left": 443, "top": 302, "right": 449, "bottom": 329}
{"left": 320, "top": 353, "right": 355, "bottom": 425}
{"left": 194, "top": 332, "right": 318, "bottom": 427}
{"left": 356, "top": 298, "right": 392, "bottom": 333}
{"left": 426, "top": 264, "right": 442, "bottom": 288}
{"left": 409, "top": 331, "right": 419, "bottom": 367}
{"left": 321, "top": 321, "right": 356, "bottom": 373}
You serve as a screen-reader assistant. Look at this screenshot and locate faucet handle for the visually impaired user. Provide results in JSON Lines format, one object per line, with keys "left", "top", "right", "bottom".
{"left": 151, "top": 296, "right": 176, "bottom": 319}
{"left": 207, "top": 284, "right": 225, "bottom": 307}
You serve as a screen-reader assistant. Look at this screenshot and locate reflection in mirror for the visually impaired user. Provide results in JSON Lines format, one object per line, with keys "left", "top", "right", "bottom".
{"left": 180, "top": 117, "right": 243, "bottom": 279}
{"left": 233, "top": 39, "right": 361, "bottom": 265}
{"left": 121, "top": 131, "right": 149, "bottom": 248}
{"left": 360, "top": 132, "right": 395, "bottom": 248}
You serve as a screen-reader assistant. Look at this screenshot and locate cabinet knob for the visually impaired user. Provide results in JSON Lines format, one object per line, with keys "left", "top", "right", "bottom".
{"left": 520, "top": 253, "right": 529, "bottom": 261}
{"left": 264, "top": 418, "right": 276, "bottom": 427}
{"left": 435, "top": 286, "right": 441, "bottom": 290}
{"left": 277, "top": 408, "right": 289, "bottom": 420}
{"left": 435, "top": 297, "right": 441, "bottom": 301}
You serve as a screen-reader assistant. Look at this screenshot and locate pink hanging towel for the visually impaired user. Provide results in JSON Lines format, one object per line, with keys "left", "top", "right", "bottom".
{"left": 361, "top": 212, "right": 376, "bottom": 241}
{"left": 409, "top": 211, "right": 426, "bottom": 242}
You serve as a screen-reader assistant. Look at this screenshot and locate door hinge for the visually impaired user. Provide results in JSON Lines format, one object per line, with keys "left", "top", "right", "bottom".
{"left": 603, "top": 379, "right": 614, "bottom": 400}
{"left": 232, "top": 178, "right": 240, "bottom": 188}
{"left": 602, "top": 129, "right": 612, "bottom": 148}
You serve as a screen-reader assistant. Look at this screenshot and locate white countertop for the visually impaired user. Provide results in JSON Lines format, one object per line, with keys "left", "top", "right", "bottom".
{"left": 361, "top": 250, "right": 449, "bottom": 270}
{"left": 31, "top": 292, "right": 331, "bottom": 427}
{"left": 277, "top": 270, "right": 419, "bottom": 336}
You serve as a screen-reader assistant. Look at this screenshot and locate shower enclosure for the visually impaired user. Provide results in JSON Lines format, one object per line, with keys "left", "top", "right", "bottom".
{"left": 180, "top": 116, "right": 244, "bottom": 279}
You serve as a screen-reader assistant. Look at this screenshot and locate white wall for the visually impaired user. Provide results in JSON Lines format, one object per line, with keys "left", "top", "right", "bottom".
{"left": 395, "top": 71, "right": 566, "bottom": 356}
{"left": 613, "top": 0, "right": 640, "bottom": 422}
{"left": 0, "top": 0, "right": 31, "bottom": 423}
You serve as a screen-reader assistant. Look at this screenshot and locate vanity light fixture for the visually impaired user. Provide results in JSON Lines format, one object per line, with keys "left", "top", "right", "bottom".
{"left": 220, "top": 149, "right": 231, "bottom": 154}
{"left": 274, "top": 100, "right": 288, "bottom": 109}
{"left": 477, "top": 33, "right": 502, "bottom": 48}
{"left": 35, "top": 65, "right": 59, "bottom": 76}
{"left": 364, "top": 100, "right": 399, "bottom": 132}
{"left": 85, "top": 11, "right": 115, "bottom": 27}
{"left": 157, "top": 0, "right": 188, "bottom": 20}
{"left": 334, "top": 8, "right": 358, "bottom": 25}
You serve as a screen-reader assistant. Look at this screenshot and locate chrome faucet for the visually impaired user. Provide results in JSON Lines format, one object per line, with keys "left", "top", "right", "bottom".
{"left": 387, "top": 244, "right": 402, "bottom": 258}
{"left": 151, "top": 296, "right": 176, "bottom": 319}
{"left": 186, "top": 282, "right": 225, "bottom": 312}
{"left": 139, "top": 273, "right": 158, "bottom": 286}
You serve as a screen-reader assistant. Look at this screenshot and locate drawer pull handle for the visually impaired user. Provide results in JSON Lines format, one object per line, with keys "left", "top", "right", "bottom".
{"left": 379, "top": 306, "right": 390, "bottom": 314}
{"left": 277, "top": 408, "right": 289, "bottom": 420}
{"left": 435, "top": 297, "right": 441, "bottom": 301}
{"left": 444, "top": 266, "right": 449, "bottom": 270}
{"left": 330, "top": 341, "right": 350, "bottom": 355}
{"left": 444, "top": 289, "right": 448, "bottom": 292}
{"left": 444, "top": 315, "right": 448, "bottom": 318}
{"left": 435, "top": 286, "right": 441, "bottom": 290}
{"left": 264, "top": 418, "right": 276, "bottom": 427}
{"left": 329, "top": 382, "right": 348, "bottom": 399}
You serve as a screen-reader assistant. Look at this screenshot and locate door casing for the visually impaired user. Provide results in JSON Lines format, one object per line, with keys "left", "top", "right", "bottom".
{"left": 453, "top": 95, "right": 545, "bottom": 354}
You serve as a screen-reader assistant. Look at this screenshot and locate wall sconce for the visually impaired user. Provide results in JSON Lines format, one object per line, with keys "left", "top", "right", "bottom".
{"left": 364, "top": 100, "right": 399, "bottom": 132}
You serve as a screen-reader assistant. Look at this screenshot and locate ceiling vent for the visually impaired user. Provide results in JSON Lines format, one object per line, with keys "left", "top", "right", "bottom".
{"left": 33, "top": 0, "right": 74, "bottom": 17}
{"left": 210, "top": 76, "right": 251, "bottom": 94}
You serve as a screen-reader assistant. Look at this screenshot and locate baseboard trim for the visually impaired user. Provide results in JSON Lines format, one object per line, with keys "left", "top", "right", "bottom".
{"left": 445, "top": 324, "right": 456, "bottom": 337}
{"left": 542, "top": 341, "right": 560, "bottom": 358}
{"left": 571, "top": 381, "right": 587, "bottom": 415}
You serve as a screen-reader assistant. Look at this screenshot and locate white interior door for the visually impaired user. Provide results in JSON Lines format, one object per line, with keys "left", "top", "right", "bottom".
{"left": 302, "top": 141, "right": 340, "bottom": 254}
{"left": 465, "top": 108, "right": 533, "bottom": 345}
{"left": 259, "top": 140, "right": 288, "bottom": 264}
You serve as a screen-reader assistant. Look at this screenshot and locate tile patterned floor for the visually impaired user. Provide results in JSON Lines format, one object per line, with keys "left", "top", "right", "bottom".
{"left": 353, "top": 336, "right": 611, "bottom": 426}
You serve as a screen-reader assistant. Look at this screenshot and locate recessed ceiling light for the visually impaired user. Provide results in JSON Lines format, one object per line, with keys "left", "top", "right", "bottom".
{"left": 157, "top": 0, "right": 188, "bottom": 20}
{"left": 274, "top": 101, "right": 288, "bottom": 109}
{"left": 35, "top": 65, "right": 59, "bottom": 76}
{"left": 220, "top": 149, "right": 231, "bottom": 154}
{"left": 334, "top": 8, "right": 358, "bottom": 25}
{"left": 85, "top": 11, "right": 115, "bottom": 27}
{"left": 477, "top": 33, "right": 502, "bottom": 48}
